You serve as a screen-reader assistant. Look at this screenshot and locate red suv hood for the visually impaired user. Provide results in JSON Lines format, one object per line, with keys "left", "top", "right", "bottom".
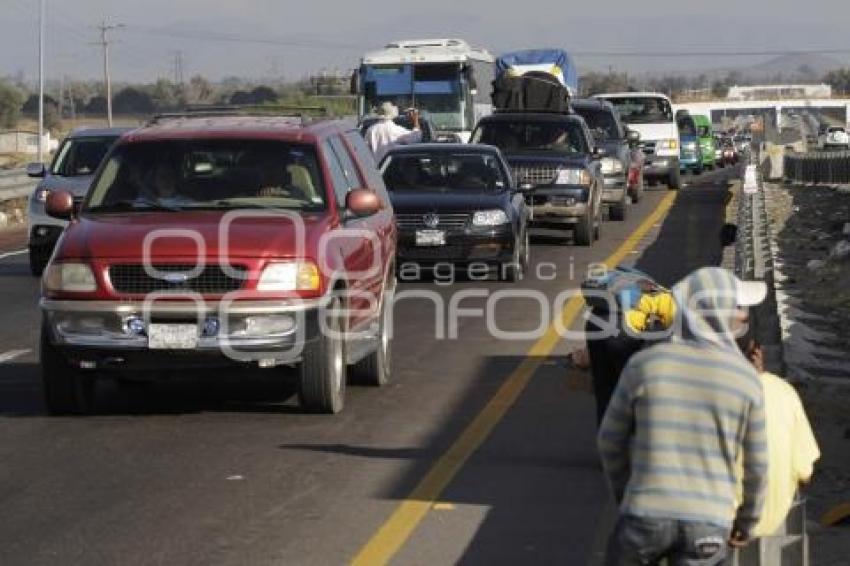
{"left": 57, "top": 211, "right": 335, "bottom": 260}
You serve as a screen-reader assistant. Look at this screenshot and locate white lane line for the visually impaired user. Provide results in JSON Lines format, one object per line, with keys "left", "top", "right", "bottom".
{"left": 0, "top": 349, "right": 32, "bottom": 364}
{"left": 0, "top": 249, "right": 27, "bottom": 261}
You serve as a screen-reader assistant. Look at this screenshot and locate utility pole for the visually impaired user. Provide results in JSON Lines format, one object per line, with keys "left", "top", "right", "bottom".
{"left": 95, "top": 20, "right": 124, "bottom": 126}
{"left": 37, "top": 0, "right": 45, "bottom": 163}
{"left": 172, "top": 50, "right": 185, "bottom": 85}
{"left": 58, "top": 74, "right": 64, "bottom": 120}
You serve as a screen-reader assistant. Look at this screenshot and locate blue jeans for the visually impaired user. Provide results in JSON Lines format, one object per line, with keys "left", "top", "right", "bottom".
{"left": 605, "top": 515, "right": 729, "bottom": 566}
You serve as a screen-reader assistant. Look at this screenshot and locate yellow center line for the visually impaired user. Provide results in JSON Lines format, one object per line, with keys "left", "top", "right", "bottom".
{"left": 351, "top": 191, "right": 678, "bottom": 566}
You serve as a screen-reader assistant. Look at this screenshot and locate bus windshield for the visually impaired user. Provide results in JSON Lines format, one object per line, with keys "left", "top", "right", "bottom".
{"left": 361, "top": 63, "right": 465, "bottom": 131}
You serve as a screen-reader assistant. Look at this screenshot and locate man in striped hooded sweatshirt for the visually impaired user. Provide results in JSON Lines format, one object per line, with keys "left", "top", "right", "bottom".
{"left": 598, "top": 267, "right": 769, "bottom": 565}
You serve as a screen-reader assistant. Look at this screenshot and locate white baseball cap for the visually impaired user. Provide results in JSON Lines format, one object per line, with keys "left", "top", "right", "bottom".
{"left": 735, "top": 277, "right": 767, "bottom": 307}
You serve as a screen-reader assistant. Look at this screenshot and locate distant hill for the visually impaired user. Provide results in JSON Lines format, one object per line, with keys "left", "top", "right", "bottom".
{"left": 737, "top": 53, "right": 845, "bottom": 82}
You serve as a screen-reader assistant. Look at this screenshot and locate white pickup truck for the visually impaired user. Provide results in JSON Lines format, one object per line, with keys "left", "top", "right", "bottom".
{"left": 593, "top": 92, "right": 681, "bottom": 190}
{"left": 817, "top": 126, "right": 850, "bottom": 150}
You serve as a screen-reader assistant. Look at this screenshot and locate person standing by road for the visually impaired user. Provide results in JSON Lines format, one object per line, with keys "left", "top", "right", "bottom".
{"left": 365, "top": 102, "right": 422, "bottom": 163}
{"left": 598, "top": 267, "right": 769, "bottom": 565}
{"left": 737, "top": 339, "right": 820, "bottom": 541}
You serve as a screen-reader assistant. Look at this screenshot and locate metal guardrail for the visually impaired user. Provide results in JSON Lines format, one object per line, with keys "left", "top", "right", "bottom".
{"left": 736, "top": 156, "right": 772, "bottom": 282}
{"left": 732, "top": 150, "right": 809, "bottom": 566}
{"left": 784, "top": 151, "right": 850, "bottom": 184}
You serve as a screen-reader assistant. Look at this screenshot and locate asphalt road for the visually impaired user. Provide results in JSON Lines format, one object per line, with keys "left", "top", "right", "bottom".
{"left": 0, "top": 165, "right": 739, "bottom": 566}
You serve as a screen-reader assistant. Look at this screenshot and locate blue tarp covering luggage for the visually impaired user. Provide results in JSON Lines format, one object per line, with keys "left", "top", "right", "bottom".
{"left": 495, "top": 49, "right": 578, "bottom": 95}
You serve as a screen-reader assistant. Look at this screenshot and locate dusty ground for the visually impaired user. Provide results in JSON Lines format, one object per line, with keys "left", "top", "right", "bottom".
{"left": 764, "top": 181, "right": 850, "bottom": 565}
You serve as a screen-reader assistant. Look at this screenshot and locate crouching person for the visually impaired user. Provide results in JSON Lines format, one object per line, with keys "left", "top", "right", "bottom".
{"left": 598, "top": 268, "right": 769, "bottom": 565}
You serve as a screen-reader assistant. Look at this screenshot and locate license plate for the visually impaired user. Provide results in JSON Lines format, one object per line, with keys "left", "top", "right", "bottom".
{"left": 415, "top": 230, "right": 445, "bottom": 246}
{"left": 148, "top": 324, "right": 199, "bottom": 350}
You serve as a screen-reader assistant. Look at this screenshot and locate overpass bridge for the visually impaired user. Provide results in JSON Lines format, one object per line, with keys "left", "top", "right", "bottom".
{"left": 673, "top": 98, "right": 850, "bottom": 132}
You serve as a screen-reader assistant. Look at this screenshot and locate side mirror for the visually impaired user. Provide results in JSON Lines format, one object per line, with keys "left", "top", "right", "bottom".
{"left": 346, "top": 188, "right": 382, "bottom": 217}
{"left": 592, "top": 147, "right": 607, "bottom": 160}
{"left": 26, "top": 162, "right": 46, "bottom": 178}
{"left": 350, "top": 69, "right": 360, "bottom": 96}
{"left": 626, "top": 130, "right": 640, "bottom": 145}
{"left": 720, "top": 223, "right": 738, "bottom": 247}
{"left": 46, "top": 189, "right": 75, "bottom": 220}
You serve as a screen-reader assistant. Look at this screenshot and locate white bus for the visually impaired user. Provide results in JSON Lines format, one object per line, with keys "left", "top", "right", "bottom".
{"left": 353, "top": 39, "right": 495, "bottom": 142}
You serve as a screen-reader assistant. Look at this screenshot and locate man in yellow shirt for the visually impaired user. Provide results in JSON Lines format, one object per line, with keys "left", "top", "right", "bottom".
{"left": 740, "top": 340, "right": 821, "bottom": 538}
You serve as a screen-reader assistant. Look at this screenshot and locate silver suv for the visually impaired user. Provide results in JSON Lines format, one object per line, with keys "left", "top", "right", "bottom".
{"left": 26, "top": 127, "right": 132, "bottom": 275}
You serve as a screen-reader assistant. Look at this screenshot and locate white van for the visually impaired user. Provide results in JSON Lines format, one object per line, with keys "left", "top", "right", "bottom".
{"left": 593, "top": 92, "right": 681, "bottom": 190}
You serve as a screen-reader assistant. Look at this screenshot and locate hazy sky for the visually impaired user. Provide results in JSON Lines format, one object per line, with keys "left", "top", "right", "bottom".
{"left": 2, "top": 0, "right": 850, "bottom": 83}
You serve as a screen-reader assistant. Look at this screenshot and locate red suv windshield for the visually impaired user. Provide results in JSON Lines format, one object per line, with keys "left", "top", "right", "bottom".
{"left": 84, "top": 140, "right": 327, "bottom": 213}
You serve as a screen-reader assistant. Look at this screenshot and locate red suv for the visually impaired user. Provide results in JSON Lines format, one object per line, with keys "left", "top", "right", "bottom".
{"left": 40, "top": 113, "right": 397, "bottom": 415}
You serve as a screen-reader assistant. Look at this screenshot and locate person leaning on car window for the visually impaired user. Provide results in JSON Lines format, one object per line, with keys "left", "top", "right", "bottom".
{"left": 365, "top": 102, "right": 422, "bottom": 163}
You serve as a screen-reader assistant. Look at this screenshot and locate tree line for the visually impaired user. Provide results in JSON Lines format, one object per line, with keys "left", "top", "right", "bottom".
{"left": 0, "top": 74, "right": 354, "bottom": 132}
{"left": 4, "top": 66, "right": 850, "bottom": 133}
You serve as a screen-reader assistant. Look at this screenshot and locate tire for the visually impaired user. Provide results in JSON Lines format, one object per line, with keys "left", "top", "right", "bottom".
{"left": 298, "top": 297, "right": 346, "bottom": 414}
{"left": 667, "top": 169, "right": 682, "bottom": 190}
{"left": 609, "top": 195, "right": 626, "bottom": 221}
{"left": 694, "top": 165, "right": 704, "bottom": 176}
{"left": 351, "top": 283, "right": 394, "bottom": 386}
{"left": 29, "top": 246, "right": 49, "bottom": 277}
{"left": 631, "top": 174, "right": 643, "bottom": 203}
{"left": 594, "top": 213, "right": 602, "bottom": 241}
{"left": 500, "top": 232, "right": 527, "bottom": 282}
{"left": 41, "top": 325, "right": 95, "bottom": 415}
{"left": 574, "top": 209, "right": 593, "bottom": 246}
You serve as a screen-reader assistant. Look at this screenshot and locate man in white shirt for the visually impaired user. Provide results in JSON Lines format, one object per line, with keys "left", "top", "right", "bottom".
{"left": 365, "top": 102, "right": 422, "bottom": 163}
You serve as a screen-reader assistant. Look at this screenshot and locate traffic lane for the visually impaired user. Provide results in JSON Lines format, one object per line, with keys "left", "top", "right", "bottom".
{"left": 0, "top": 187, "right": 670, "bottom": 565}
{"left": 386, "top": 168, "right": 739, "bottom": 565}
{"left": 0, "top": 253, "right": 39, "bottom": 364}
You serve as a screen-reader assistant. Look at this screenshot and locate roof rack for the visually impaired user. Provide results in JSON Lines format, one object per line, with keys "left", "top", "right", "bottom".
{"left": 147, "top": 104, "right": 331, "bottom": 126}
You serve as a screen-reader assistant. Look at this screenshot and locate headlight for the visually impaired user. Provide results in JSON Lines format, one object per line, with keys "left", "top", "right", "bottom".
{"left": 257, "top": 262, "right": 321, "bottom": 292}
{"left": 554, "top": 168, "right": 592, "bottom": 186}
{"left": 34, "top": 188, "right": 50, "bottom": 203}
{"left": 45, "top": 263, "right": 97, "bottom": 292}
{"left": 600, "top": 158, "right": 624, "bottom": 176}
{"left": 472, "top": 209, "right": 509, "bottom": 226}
{"left": 659, "top": 139, "right": 679, "bottom": 150}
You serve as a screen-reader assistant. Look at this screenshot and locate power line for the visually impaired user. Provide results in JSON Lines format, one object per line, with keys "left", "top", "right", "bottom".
{"left": 122, "top": 24, "right": 369, "bottom": 50}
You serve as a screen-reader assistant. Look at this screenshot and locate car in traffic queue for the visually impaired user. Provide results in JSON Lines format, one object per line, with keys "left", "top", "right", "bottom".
{"left": 718, "top": 136, "right": 739, "bottom": 167}
{"left": 713, "top": 134, "right": 724, "bottom": 168}
{"left": 692, "top": 114, "right": 716, "bottom": 171}
{"left": 571, "top": 98, "right": 642, "bottom": 220}
{"left": 677, "top": 113, "right": 703, "bottom": 175}
{"left": 471, "top": 112, "right": 604, "bottom": 246}
{"left": 381, "top": 143, "right": 530, "bottom": 281}
{"left": 818, "top": 125, "right": 850, "bottom": 150}
{"left": 593, "top": 92, "right": 681, "bottom": 190}
{"left": 39, "top": 113, "right": 397, "bottom": 415}
{"left": 25, "top": 127, "right": 134, "bottom": 276}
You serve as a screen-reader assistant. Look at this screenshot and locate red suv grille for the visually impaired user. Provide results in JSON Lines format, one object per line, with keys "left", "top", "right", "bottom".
{"left": 108, "top": 264, "right": 248, "bottom": 295}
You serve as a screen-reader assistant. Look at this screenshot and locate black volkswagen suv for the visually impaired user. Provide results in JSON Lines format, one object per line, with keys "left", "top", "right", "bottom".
{"left": 471, "top": 113, "right": 603, "bottom": 246}
{"left": 381, "top": 144, "right": 530, "bottom": 281}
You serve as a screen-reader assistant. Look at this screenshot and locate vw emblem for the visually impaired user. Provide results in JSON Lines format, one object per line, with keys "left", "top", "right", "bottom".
{"left": 423, "top": 213, "right": 440, "bottom": 228}
{"left": 162, "top": 272, "right": 191, "bottom": 284}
